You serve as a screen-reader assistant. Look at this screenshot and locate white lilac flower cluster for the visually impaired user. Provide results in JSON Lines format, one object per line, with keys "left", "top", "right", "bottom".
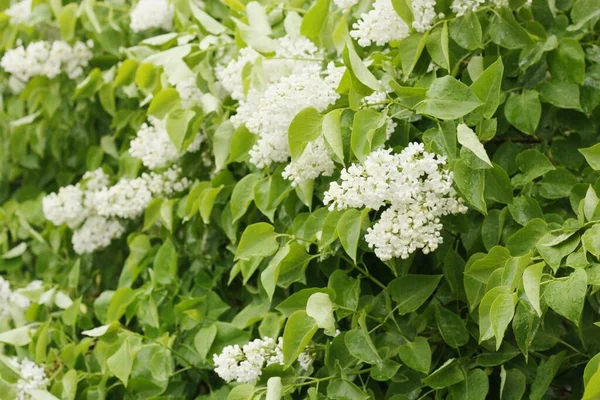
{"left": 129, "top": 0, "right": 174, "bottom": 32}
{"left": 0, "top": 40, "right": 93, "bottom": 86}
{"left": 282, "top": 136, "right": 336, "bottom": 186}
{"left": 9, "top": 358, "right": 49, "bottom": 400}
{"left": 213, "top": 337, "right": 313, "bottom": 384}
{"left": 411, "top": 0, "right": 438, "bottom": 32}
{"left": 0, "top": 277, "right": 34, "bottom": 319}
{"left": 218, "top": 35, "right": 343, "bottom": 184}
{"left": 451, "top": 0, "right": 511, "bottom": 15}
{"left": 129, "top": 117, "right": 204, "bottom": 170}
{"left": 176, "top": 77, "right": 204, "bottom": 109}
{"left": 43, "top": 167, "right": 190, "bottom": 254}
{"left": 350, "top": 0, "right": 409, "bottom": 47}
{"left": 333, "top": 0, "right": 360, "bottom": 8}
{"left": 216, "top": 36, "right": 322, "bottom": 102}
{"left": 5, "top": 0, "right": 32, "bottom": 25}
{"left": 324, "top": 143, "right": 468, "bottom": 261}
{"left": 450, "top": 0, "right": 486, "bottom": 15}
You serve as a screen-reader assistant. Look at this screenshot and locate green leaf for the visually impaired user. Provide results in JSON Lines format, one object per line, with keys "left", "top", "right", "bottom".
{"left": 453, "top": 160, "right": 486, "bottom": 214}
{"left": 388, "top": 274, "right": 443, "bottom": 314}
{"left": 300, "top": 0, "right": 330, "bottom": 41}
{"left": 585, "top": 353, "right": 600, "bottom": 386}
{"left": 507, "top": 196, "right": 544, "bottom": 225}
{"left": 107, "top": 336, "right": 142, "bottom": 387}
{"left": 29, "top": 391, "right": 59, "bottom": 400}
{"left": 506, "top": 218, "right": 548, "bottom": 255}
{"left": 276, "top": 288, "right": 335, "bottom": 317}
{"left": 0, "top": 326, "right": 33, "bottom": 346}
{"left": 484, "top": 164, "right": 513, "bottom": 204}
{"left": 490, "top": 292, "right": 517, "bottom": 350}
{"left": 539, "top": 81, "right": 581, "bottom": 110}
{"left": 199, "top": 186, "right": 223, "bottom": 224}
{"left": 73, "top": 69, "right": 103, "bottom": 99}
{"left": 166, "top": 108, "right": 196, "bottom": 152}
{"left": 231, "top": 174, "right": 260, "bottom": 222}
{"left": 423, "top": 359, "right": 465, "bottom": 389}
{"left": 213, "top": 121, "right": 234, "bottom": 171}
{"left": 570, "top": 0, "right": 600, "bottom": 30}
{"left": 583, "top": 370, "right": 600, "bottom": 400}
{"left": 548, "top": 38, "right": 585, "bottom": 84}
{"left": 397, "top": 337, "right": 431, "bottom": 374}
{"left": 228, "top": 384, "right": 255, "bottom": 400}
{"left": 266, "top": 377, "right": 283, "bottom": 400}
{"left": 282, "top": 310, "right": 318, "bottom": 369}
{"left": 522, "top": 262, "right": 544, "bottom": 316}
{"left": 470, "top": 58, "right": 504, "bottom": 119}
{"left": 544, "top": 268, "right": 587, "bottom": 326}
{"left": 194, "top": 324, "right": 217, "bottom": 362}
{"left": 435, "top": 305, "right": 469, "bottom": 349}
{"left": 580, "top": 143, "right": 600, "bottom": 170}
{"left": 398, "top": 33, "right": 428, "bottom": 79}
{"left": 449, "top": 369, "right": 489, "bottom": 400}
{"left": 504, "top": 90, "right": 541, "bottom": 136}
{"left": 391, "top": 0, "right": 413, "bottom": 24}
{"left": 351, "top": 108, "right": 387, "bottom": 162}
{"left": 415, "top": 76, "right": 483, "bottom": 120}
{"left": 449, "top": 10, "right": 483, "bottom": 50}
{"left": 235, "top": 223, "right": 280, "bottom": 260}
{"left": 478, "top": 286, "right": 511, "bottom": 342}
{"left": 343, "top": 39, "right": 383, "bottom": 92}
{"left": 58, "top": 3, "right": 78, "bottom": 42}
{"left": 583, "top": 224, "right": 600, "bottom": 257}
{"left": 154, "top": 239, "right": 178, "bottom": 285}
{"left": 345, "top": 316, "right": 382, "bottom": 364}
{"left": 106, "top": 288, "right": 135, "bottom": 322}
{"left": 306, "top": 293, "right": 336, "bottom": 335}
{"left": 148, "top": 88, "right": 181, "bottom": 119}
{"left": 336, "top": 209, "right": 368, "bottom": 263}
{"left": 457, "top": 124, "right": 492, "bottom": 167}
{"left": 135, "top": 63, "right": 158, "bottom": 90}
{"left": 189, "top": 1, "right": 226, "bottom": 34}
{"left": 288, "top": 107, "right": 323, "bottom": 160}
{"left": 327, "top": 378, "right": 370, "bottom": 400}
{"left": 500, "top": 368, "right": 527, "bottom": 400}
{"left": 465, "top": 246, "right": 511, "bottom": 284}
{"left": 61, "top": 370, "right": 78, "bottom": 400}
{"left": 489, "top": 8, "right": 533, "bottom": 49}
{"left": 529, "top": 352, "right": 566, "bottom": 400}
{"left": 322, "top": 109, "right": 345, "bottom": 164}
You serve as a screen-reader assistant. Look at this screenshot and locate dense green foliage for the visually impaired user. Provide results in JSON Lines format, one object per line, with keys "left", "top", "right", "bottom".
{"left": 0, "top": 0, "right": 599, "bottom": 399}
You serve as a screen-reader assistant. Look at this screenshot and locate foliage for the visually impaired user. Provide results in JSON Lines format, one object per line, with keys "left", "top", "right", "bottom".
{"left": 0, "top": 0, "right": 599, "bottom": 399}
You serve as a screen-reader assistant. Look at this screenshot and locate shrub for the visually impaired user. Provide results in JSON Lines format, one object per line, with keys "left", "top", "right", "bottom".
{"left": 0, "top": 0, "right": 599, "bottom": 398}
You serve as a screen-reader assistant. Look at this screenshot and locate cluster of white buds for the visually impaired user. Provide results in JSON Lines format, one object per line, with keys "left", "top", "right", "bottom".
{"left": 9, "top": 358, "right": 49, "bottom": 400}
{"left": 216, "top": 36, "right": 322, "bottom": 102}
{"left": 217, "top": 35, "right": 342, "bottom": 184}
{"left": 0, "top": 277, "right": 35, "bottom": 319}
{"left": 0, "top": 40, "right": 93, "bottom": 86}
{"left": 450, "top": 0, "right": 486, "bottom": 15}
{"left": 5, "top": 0, "right": 32, "bottom": 25}
{"left": 213, "top": 337, "right": 313, "bottom": 384}
{"left": 350, "top": 0, "right": 409, "bottom": 47}
{"left": 333, "top": 0, "right": 360, "bottom": 8}
{"left": 129, "top": 0, "right": 174, "bottom": 32}
{"left": 43, "top": 167, "right": 190, "bottom": 254}
{"left": 129, "top": 117, "right": 204, "bottom": 170}
{"left": 412, "top": 0, "right": 438, "bottom": 32}
{"left": 176, "top": 77, "right": 204, "bottom": 109}
{"left": 324, "top": 143, "right": 468, "bottom": 260}
{"left": 282, "top": 137, "right": 336, "bottom": 186}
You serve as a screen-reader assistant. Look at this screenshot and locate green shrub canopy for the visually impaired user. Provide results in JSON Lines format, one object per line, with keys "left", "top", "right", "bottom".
{"left": 0, "top": 0, "right": 599, "bottom": 398}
